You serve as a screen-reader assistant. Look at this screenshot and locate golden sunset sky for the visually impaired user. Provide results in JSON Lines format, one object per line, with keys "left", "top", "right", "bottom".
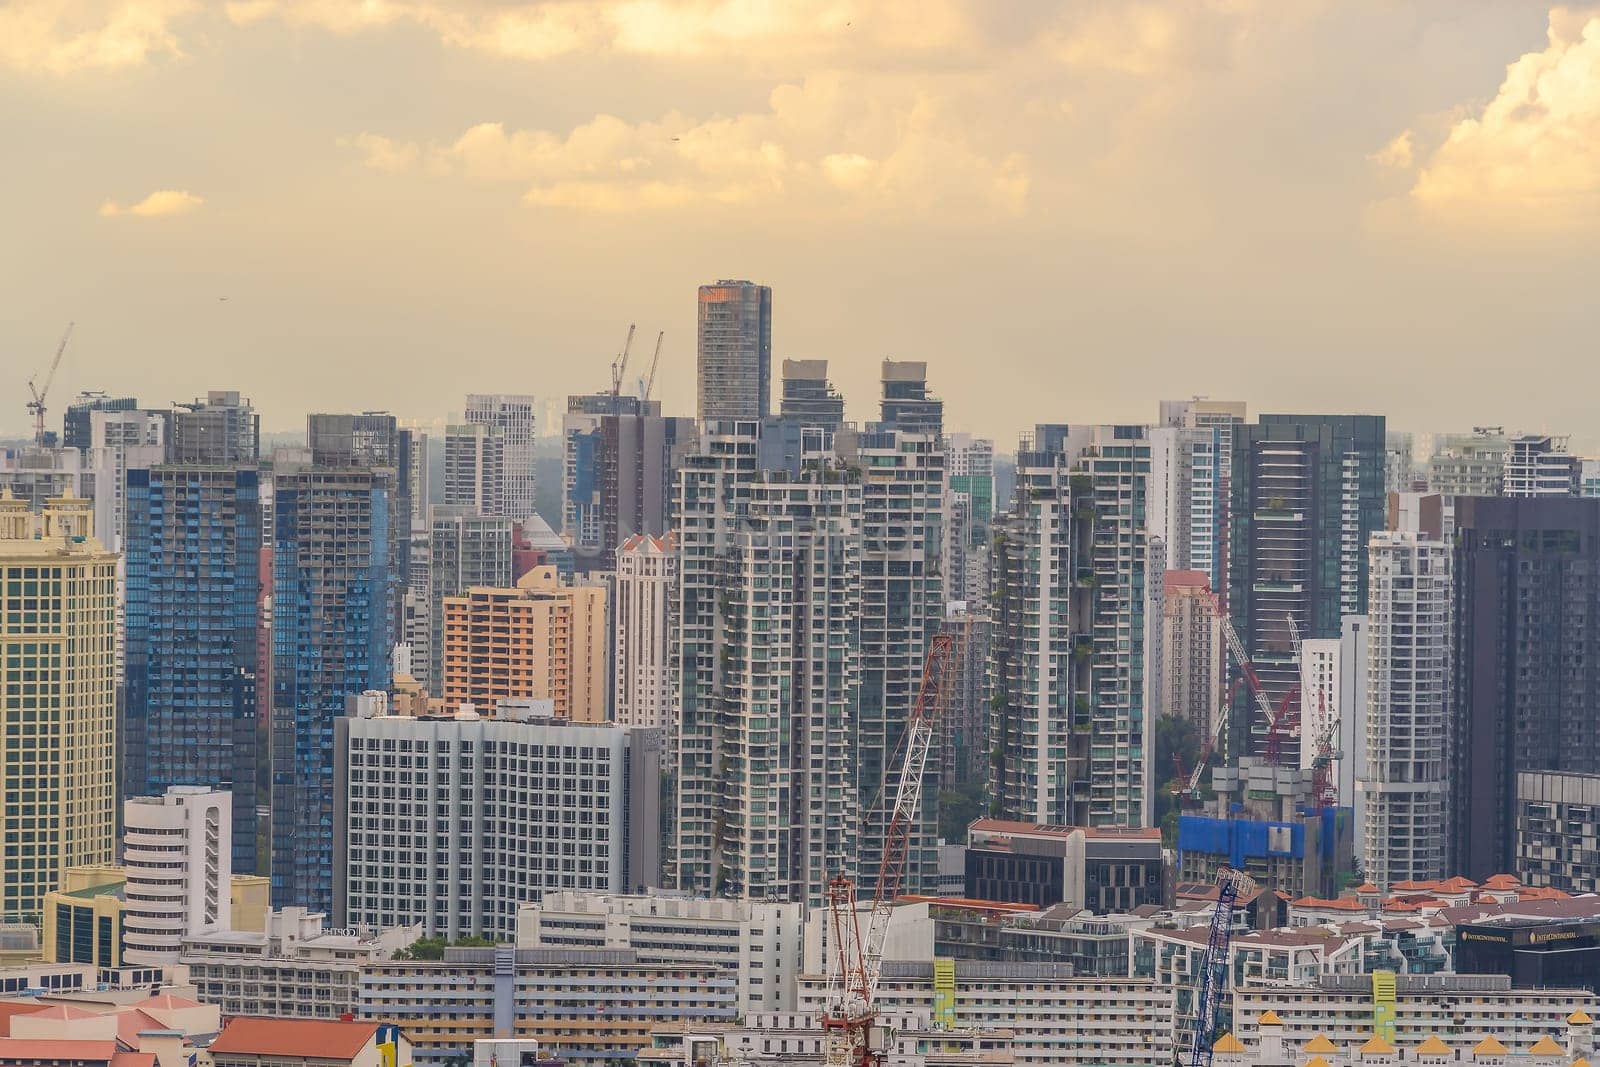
{"left": 3, "top": 2, "right": 1598, "bottom": 442}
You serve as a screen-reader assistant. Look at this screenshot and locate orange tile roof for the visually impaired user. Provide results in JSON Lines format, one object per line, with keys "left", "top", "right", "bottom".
{"left": 1570, "top": 1010, "right": 1594, "bottom": 1025}
{"left": 110, "top": 1056, "right": 155, "bottom": 1067}
{"left": 1484, "top": 874, "right": 1522, "bottom": 889}
{"left": 209, "top": 1018, "right": 379, "bottom": 1062}
{"left": 0, "top": 1038, "right": 117, "bottom": 1063}
{"left": 1528, "top": 1036, "right": 1565, "bottom": 1055}
{"left": 130, "top": 994, "right": 204, "bottom": 1013}
{"left": 1355, "top": 883, "right": 1379, "bottom": 893}
{"left": 115, "top": 1010, "right": 172, "bottom": 1046}
{"left": 1360, "top": 1035, "right": 1395, "bottom": 1054}
{"left": 1212, "top": 1032, "right": 1244, "bottom": 1054}
{"left": 1415, "top": 1036, "right": 1452, "bottom": 1055}
{"left": 1291, "top": 895, "right": 1366, "bottom": 911}
{"left": 1473, "top": 1036, "right": 1508, "bottom": 1055}
{"left": 1304, "top": 1036, "right": 1339, "bottom": 1053}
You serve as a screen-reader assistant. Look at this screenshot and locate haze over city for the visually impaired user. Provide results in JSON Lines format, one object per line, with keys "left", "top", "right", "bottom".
{"left": 6, "top": 1, "right": 1600, "bottom": 442}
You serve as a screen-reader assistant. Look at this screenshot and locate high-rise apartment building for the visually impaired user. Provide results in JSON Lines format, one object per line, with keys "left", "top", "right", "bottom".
{"left": 0, "top": 493, "right": 117, "bottom": 921}
{"left": 419, "top": 508, "right": 513, "bottom": 693}
{"left": 62, "top": 393, "right": 140, "bottom": 452}
{"left": 613, "top": 534, "right": 675, "bottom": 730}
{"left": 777, "top": 359, "right": 845, "bottom": 430}
{"left": 1156, "top": 400, "right": 1246, "bottom": 599}
{"left": 940, "top": 602, "right": 992, "bottom": 788}
{"left": 1227, "top": 414, "right": 1386, "bottom": 761}
{"left": 1451, "top": 497, "right": 1600, "bottom": 880}
{"left": 124, "top": 466, "right": 263, "bottom": 873}
{"left": 696, "top": 281, "right": 772, "bottom": 423}
{"left": 85, "top": 408, "right": 168, "bottom": 554}
{"left": 1297, "top": 616, "right": 1371, "bottom": 824}
{"left": 878, "top": 359, "right": 944, "bottom": 436}
{"left": 440, "top": 567, "right": 607, "bottom": 723}
{"left": 171, "top": 392, "right": 259, "bottom": 466}
{"left": 1162, "top": 570, "right": 1223, "bottom": 739}
{"left": 270, "top": 438, "right": 399, "bottom": 912}
{"left": 561, "top": 392, "right": 694, "bottom": 573}
{"left": 334, "top": 695, "right": 662, "bottom": 941}
{"left": 464, "top": 394, "right": 538, "bottom": 520}
{"left": 1503, "top": 434, "right": 1580, "bottom": 497}
{"left": 673, "top": 422, "right": 860, "bottom": 904}
{"left": 1361, "top": 532, "right": 1452, "bottom": 889}
{"left": 443, "top": 422, "right": 505, "bottom": 516}
{"left": 945, "top": 433, "right": 996, "bottom": 606}
{"left": 991, "top": 426, "right": 1154, "bottom": 828}
{"left": 0, "top": 445, "right": 89, "bottom": 510}
{"left": 122, "top": 787, "right": 232, "bottom": 965}
{"left": 1427, "top": 428, "right": 1509, "bottom": 498}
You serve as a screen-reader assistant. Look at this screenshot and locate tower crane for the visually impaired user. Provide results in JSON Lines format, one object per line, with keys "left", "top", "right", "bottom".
{"left": 822, "top": 633, "right": 955, "bottom": 1067}
{"left": 1178, "top": 613, "right": 1302, "bottom": 800}
{"left": 609, "top": 323, "right": 636, "bottom": 399}
{"left": 1189, "top": 866, "right": 1258, "bottom": 1067}
{"left": 643, "top": 331, "right": 664, "bottom": 402}
{"left": 26, "top": 323, "right": 73, "bottom": 447}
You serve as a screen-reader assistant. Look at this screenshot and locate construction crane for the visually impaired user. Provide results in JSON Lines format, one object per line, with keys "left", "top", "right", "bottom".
{"left": 609, "top": 323, "right": 636, "bottom": 399}
{"left": 26, "top": 323, "right": 74, "bottom": 448}
{"left": 643, "top": 330, "right": 664, "bottom": 402}
{"left": 822, "top": 633, "right": 956, "bottom": 1067}
{"left": 1189, "top": 866, "right": 1258, "bottom": 1067}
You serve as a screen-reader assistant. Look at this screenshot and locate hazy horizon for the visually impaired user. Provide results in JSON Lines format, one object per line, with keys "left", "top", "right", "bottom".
{"left": 5, "top": 2, "right": 1599, "bottom": 447}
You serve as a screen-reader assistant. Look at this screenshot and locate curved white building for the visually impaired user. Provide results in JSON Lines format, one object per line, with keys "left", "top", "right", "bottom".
{"left": 122, "top": 787, "right": 231, "bottom": 965}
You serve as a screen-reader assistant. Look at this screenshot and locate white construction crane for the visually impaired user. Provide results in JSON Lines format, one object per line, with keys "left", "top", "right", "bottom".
{"left": 26, "top": 323, "right": 74, "bottom": 447}
{"left": 643, "top": 330, "right": 664, "bottom": 402}
{"left": 609, "top": 323, "right": 636, "bottom": 399}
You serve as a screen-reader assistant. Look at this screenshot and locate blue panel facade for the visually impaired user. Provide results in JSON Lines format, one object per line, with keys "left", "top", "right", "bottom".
{"left": 270, "top": 469, "right": 395, "bottom": 911}
{"left": 124, "top": 466, "right": 262, "bottom": 874}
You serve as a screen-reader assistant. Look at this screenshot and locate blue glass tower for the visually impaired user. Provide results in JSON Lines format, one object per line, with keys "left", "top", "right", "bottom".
{"left": 124, "top": 466, "right": 263, "bottom": 874}
{"left": 270, "top": 461, "right": 396, "bottom": 911}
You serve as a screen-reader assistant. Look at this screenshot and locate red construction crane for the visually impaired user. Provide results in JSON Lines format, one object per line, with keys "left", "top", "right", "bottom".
{"left": 822, "top": 633, "right": 955, "bottom": 1067}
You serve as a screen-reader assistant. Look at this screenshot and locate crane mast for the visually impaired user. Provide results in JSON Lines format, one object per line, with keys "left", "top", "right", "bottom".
{"left": 26, "top": 323, "right": 73, "bottom": 448}
{"left": 643, "top": 331, "right": 664, "bottom": 402}
{"left": 1189, "top": 866, "right": 1257, "bottom": 1067}
{"left": 823, "top": 633, "right": 955, "bottom": 1067}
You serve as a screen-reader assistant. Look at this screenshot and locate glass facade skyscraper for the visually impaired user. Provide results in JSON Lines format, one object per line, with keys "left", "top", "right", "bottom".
{"left": 124, "top": 466, "right": 263, "bottom": 875}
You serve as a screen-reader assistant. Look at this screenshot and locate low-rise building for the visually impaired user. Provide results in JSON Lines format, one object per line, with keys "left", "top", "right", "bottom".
{"left": 796, "top": 963, "right": 1175, "bottom": 1067}
{"left": 514, "top": 891, "right": 802, "bottom": 1014}
{"left": 1211, "top": 1006, "right": 1596, "bottom": 1067}
{"left": 207, "top": 1017, "right": 410, "bottom": 1067}
{"left": 358, "top": 946, "right": 736, "bottom": 1067}
{"left": 963, "top": 820, "right": 1164, "bottom": 912}
{"left": 182, "top": 907, "right": 419, "bottom": 1020}
{"left": 639, "top": 1012, "right": 1015, "bottom": 1067}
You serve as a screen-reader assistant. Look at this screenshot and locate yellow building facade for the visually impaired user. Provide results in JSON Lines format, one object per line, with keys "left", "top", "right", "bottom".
{"left": 0, "top": 492, "right": 118, "bottom": 922}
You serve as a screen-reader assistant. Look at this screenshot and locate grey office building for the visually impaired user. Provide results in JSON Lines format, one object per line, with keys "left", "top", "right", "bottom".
{"left": 1452, "top": 496, "right": 1600, "bottom": 880}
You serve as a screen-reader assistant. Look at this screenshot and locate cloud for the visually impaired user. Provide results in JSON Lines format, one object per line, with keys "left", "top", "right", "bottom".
{"left": 346, "top": 75, "right": 1028, "bottom": 218}
{"left": 99, "top": 190, "right": 205, "bottom": 217}
{"left": 1368, "top": 130, "right": 1414, "bottom": 170}
{"left": 0, "top": 1, "right": 197, "bottom": 74}
{"left": 1407, "top": 8, "right": 1600, "bottom": 222}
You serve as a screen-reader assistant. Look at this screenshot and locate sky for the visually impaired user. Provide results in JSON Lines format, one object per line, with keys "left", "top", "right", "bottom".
{"left": 3, "top": 1, "right": 1599, "bottom": 446}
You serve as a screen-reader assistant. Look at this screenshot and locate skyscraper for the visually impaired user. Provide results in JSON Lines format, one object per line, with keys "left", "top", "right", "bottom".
{"left": 672, "top": 421, "right": 860, "bottom": 905}
{"left": 877, "top": 360, "right": 944, "bottom": 436}
{"left": 171, "top": 392, "right": 259, "bottom": 466}
{"left": 1361, "top": 532, "right": 1451, "bottom": 889}
{"left": 1162, "top": 570, "right": 1223, "bottom": 739}
{"left": 125, "top": 465, "right": 263, "bottom": 874}
{"left": 991, "top": 425, "right": 1155, "bottom": 828}
{"left": 944, "top": 433, "right": 996, "bottom": 606}
{"left": 270, "top": 435, "right": 399, "bottom": 911}
{"left": 696, "top": 281, "right": 772, "bottom": 424}
{"left": 614, "top": 533, "right": 676, "bottom": 731}
{"left": 1227, "top": 414, "right": 1386, "bottom": 761}
{"left": 562, "top": 392, "right": 694, "bottom": 573}
{"left": 0, "top": 493, "right": 118, "bottom": 920}
{"left": 443, "top": 422, "right": 506, "bottom": 516}
{"left": 85, "top": 408, "right": 168, "bottom": 554}
{"left": 419, "top": 508, "right": 513, "bottom": 693}
{"left": 777, "top": 359, "right": 844, "bottom": 430}
{"left": 1451, "top": 496, "right": 1600, "bottom": 880}
{"left": 464, "top": 394, "right": 538, "bottom": 520}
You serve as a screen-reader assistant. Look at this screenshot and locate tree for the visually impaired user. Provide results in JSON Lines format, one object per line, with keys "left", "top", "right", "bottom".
{"left": 938, "top": 776, "right": 988, "bottom": 842}
{"left": 1152, "top": 714, "right": 1204, "bottom": 849}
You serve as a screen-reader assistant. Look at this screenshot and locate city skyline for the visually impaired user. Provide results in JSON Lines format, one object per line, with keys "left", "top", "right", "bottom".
{"left": 7, "top": 3, "right": 1600, "bottom": 446}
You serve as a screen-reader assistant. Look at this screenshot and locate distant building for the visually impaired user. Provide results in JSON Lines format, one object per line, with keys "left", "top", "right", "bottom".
{"left": 440, "top": 566, "right": 607, "bottom": 723}
{"left": 443, "top": 422, "right": 506, "bottom": 516}
{"left": 61, "top": 392, "right": 140, "bottom": 452}
{"left": 1517, "top": 771, "right": 1600, "bottom": 894}
{"left": 418, "top": 509, "right": 513, "bottom": 693}
{"left": 697, "top": 280, "right": 772, "bottom": 424}
{"left": 878, "top": 360, "right": 944, "bottom": 436}
{"left": 334, "top": 696, "right": 662, "bottom": 941}
{"left": 464, "top": 394, "right": 538, "bottom": 520}
{"left": 1162, "top": 570, "right": 1223, "bottom": 738}
{"left": 1228, "top": 414, "right": 1387, "bottom": 761}
{"left": 170, "top": 391, "right": 259, "bottom": 466}
{"left": 0, "top": 494, "right": 117, "bottom": 922}
{"left": 359, "top": 946, "right": 735, "bottom": 1067}
{"left": 613, "top": 534, "right": 675, "bottom": 731}
{"left": 515, "top": 890, "right": 803, "bottom": 1014}
{"left": 964, "top": 819, "right": 1164, "bottom": 912}
{"left": 1504, "top": 434, "right": 1580, "bottom": 497}
{"left": 778, "top": 359, "right": 845, "bottom": 430}
{"left": 1428, "top": 428, "right": 1509, "bottom": 498}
